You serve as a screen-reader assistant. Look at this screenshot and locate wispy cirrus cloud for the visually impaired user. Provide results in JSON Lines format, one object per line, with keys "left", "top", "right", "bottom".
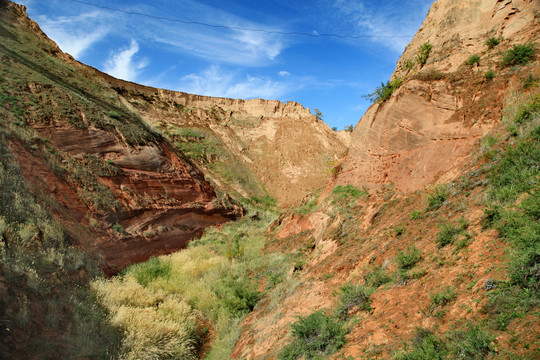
{"left": 176, "top": 65, "right": 299, "bottom": 99}
{"left": 147, "top": 23, "right": 285, "bottom": 66}
{"left": 36, "top": 11, "right": 111, "bottom": 58}
{"left": 103, "top": 40, "right": 148, "bottom": 81}
{"left": 330, "top": 0, "right": 433, "bottom": 53}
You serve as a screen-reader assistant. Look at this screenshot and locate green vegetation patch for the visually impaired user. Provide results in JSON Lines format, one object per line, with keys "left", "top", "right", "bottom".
{"left": 365, "top": 266, "right": 392, "bottom": 288}
{"left": 416, "top": 42, "right": 433, "bottom": 66}
{"left": 501, "top": 43, "right": 536, "bottom": 67}
{"left": 278, "top": 311, "right": 348, "bottom": 360}
{"left": 485, "top": 36, "right": 502, "bottom": 49}
{"left": 465, "top": 54, "right": 481, "bottom": 66}
{"left": 426, "top": 184, "right": 449, "bottom": 211}
{"left": 364, "top": 77, "right": 403, "bottom": 103}
{"left": 484, "top": 69, "right": 496, "bottom": 81}
{"left": 436, "top": 218, "right": 469, "bottom": 248}
{"left": 333, "top": 283, "right": 373, "bottom": 320}
{"left": 331, "top": 185, "right": 367, "bottom": 206}
{"left": 396, "top": 245, "right": 422, "bottom": 270}
{"left": 131, "top": 256, "right": 172, "bottom": 286}
{"left": 395, "top": 326, "right": 494, "bottom": 360}
{"left": 94, "top": 203, "right": 291, "bottom": 359}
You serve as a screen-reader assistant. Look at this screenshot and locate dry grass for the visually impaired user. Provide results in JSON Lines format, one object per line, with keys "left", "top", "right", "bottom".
{"left": 93, "top": 206, "right": 289, "bottom": 359}
{"left": 93, "top": 277, "right": 199, "bottom": 359}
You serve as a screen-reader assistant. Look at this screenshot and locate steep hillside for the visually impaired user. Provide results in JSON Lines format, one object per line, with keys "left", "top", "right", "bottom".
{"left": 227, "top": 0, "right": 540, "bottom": 358}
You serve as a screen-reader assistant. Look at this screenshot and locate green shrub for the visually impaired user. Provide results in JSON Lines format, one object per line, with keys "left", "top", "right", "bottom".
{"left": 404, "top": 58, "right": 415, "bottom": 70}
{"left": 490, "top": 195, "right": 540, "bottom": 292}
{"left": 465, "top": 54, "right": 481, "bottom": 66}
{"left": 395, "top": 326, "right": 495, "bottom": 360}
{"left": 484, "top": 69, "right": 496, "bottom": 81}
{"left": 106, "top": 110, "right": 122, "bottom": 120}
{"left": 333, "top": 284, "right": 373, "bottom": 320}
{"left": 396, "top": 245, "right": 422, "bottom": 270}
{"left": 278, "top": 311, "right": 348, "bottom": 360}
{"left": 436, "top": 218, "right": 468, "bottom": 248}
{"left": 430, "top": 286, "right": 456, "bottom": 309}
{"left": 112, "top": 223, "right": 126, "bottom": 235}
{"left": 331, "top": 185, "right": 367, "bottom": 205}
{"left": 410, "top": 210, "right": 424, "bottom": 220}
{"left": 426, "top": 184, "right": 448, "bottom": 211}
{"left": 130, "top": 256, "right": 172, "bottom": 286}
{"left": 363, "top": 77, "right": 403, "bottom": 103}
{"left": 343, "top": 124, "right": 354, "bottom": 132}
{"left": 416, "top": 42, "right": 433, "bottom": 66}
{"left": 215, "top": 274, "right": 261, "bottom": 317}
{"left": 394, "top": 224, "right": 406, "bottom": 237}
{"left": 313, "top": 108, "right": 323, "bottom": 121}
{"left": 446, "top": 325, "right": 494, "bottom": 359}
{"left": 394, "top": 328, "right": 445, "bottom": 360}
{"left": 485, "top": 36, "right": 501, "bottom": 49}
{"left": 483, "top": 284, "right": 539, "bottom": 330}
{"left": 501, "top": 43, "right": 536, "bottom": 67}
{"left": 365, "top": 267, "right": 392, "bottom": 288}
{"left": 488, "top": 135, "right": 539, "bottom": 204}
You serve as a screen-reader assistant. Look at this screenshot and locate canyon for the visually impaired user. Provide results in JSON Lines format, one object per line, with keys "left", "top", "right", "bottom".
{"left": 0, "top": 0, "right": 538, "bottom": 359}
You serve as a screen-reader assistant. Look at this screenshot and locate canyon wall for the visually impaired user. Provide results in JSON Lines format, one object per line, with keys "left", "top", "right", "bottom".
{"left": 335, "top": 0, "right": 539, "bottom": 192}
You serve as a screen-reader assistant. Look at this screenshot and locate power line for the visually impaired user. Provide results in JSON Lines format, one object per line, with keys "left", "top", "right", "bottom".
{"left": 68, "top": 0, "right": 414, "bottom": 40}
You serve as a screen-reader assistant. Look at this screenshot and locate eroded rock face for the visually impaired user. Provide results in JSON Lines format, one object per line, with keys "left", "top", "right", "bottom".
{"left": 101, "top": 75, "right": 348, "bottom": 207}
{"left": 11, "top": 122, "right": 243, "bottom": 275}
{"left": 336, "top": 0, "right": 539, "bottom": 192}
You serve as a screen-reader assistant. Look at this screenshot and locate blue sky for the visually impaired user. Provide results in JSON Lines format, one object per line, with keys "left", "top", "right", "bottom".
{"left": 17, "top": 0, "right": 434, "bottom": 130}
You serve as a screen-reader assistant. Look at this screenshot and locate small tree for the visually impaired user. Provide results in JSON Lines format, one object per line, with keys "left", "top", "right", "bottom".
{"left": 313, "top": 108, "right": 323, "bottom": 121}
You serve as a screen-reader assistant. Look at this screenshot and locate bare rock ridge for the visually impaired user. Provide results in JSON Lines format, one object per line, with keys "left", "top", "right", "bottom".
{"left": 336, "top": 0, "right": 539, "bottom": 193}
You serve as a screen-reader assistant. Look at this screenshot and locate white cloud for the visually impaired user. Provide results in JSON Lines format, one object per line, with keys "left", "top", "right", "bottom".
{"left": 279, "top": 71, "right": 290, "bottom": 77}
{"left": 104, "top": 40, "right": 148, "bottom": 81}
{"left": 177, "top": 65, "right": 296, "bottom": 99}
{"left": 130, "top": 1, "right": 287, "bottom": 66}
{"left": 37, "top": 11, "right": 110, "bottom": 58}
{"left": 150, "top": 26, "right": 284, "bottom": 66}
{"left": 330, "top": 0, "right": 433, "bottom": 53}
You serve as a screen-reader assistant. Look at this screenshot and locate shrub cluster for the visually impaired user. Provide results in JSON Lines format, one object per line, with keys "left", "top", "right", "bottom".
{"left": 278, "top": 311, "right": 348, "bottom": 360}
{"left": 416, "top": 42, "right": 433, "bottom": 66}
{"left": 436, "top": 218, "right": 469, "bottom": 248}
{"left": 395, "top": 326, "right": 494, "bottom": 360}
{"left": 395, "top": 245, "right": 422, "bottom": 270}
{"left": 333, "top": 284, "right": 373, "bottom": 320}
{"left": 465, "top": 54, "right": 481, "bottom": 66}
{"left": 485, "top": 36, "right": 502, "bottom": 49}
{"left": 426, "top": 184, "right": 448, "bottom": 211}
{"left": 501, "top": 43, "right": 536, "bottom": 67}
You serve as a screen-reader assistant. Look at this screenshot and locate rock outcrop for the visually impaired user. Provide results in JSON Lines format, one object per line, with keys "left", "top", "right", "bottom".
{"left": 335, "top": 0, "right": 539, "bottom": 193}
